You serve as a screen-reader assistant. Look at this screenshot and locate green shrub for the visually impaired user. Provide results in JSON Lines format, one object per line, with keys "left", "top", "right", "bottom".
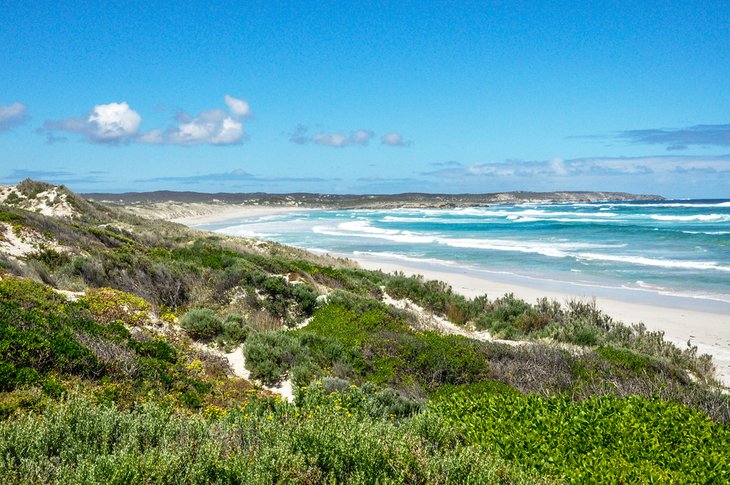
{"left": 0, "top": 209, "right": 24, "bottom": 223}
{"left": 221, "top": 314, "right": 250, "bottom": 344}
{"left": 80, "top": 287, "right": 151, "bottom": 326}
{"left": 572, "top": 324, "right": 601, "bottom": 346}
{"left": 597, "top": 345, "right": 658, "bottom": 373}
{"left": 0, "top": 394, "right": 533, "bottom": 484}
{"left": 244, "top": 331, "right": 301, "bottom": 384}
{"left": 433, "top": 390, "right": 730, "bottom": 482}
{"left": 291, "top": 360, "right": 321, "bottom": 387}
{"left": 179, "top": 308, "right": 223, "bottom": 339}
{"left": 28, "top": 247, "right": 71, "bottom": 269}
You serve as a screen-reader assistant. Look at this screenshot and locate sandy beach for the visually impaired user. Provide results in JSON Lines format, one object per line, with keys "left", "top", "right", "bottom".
{"left": 125, "top": 202, "right": 307, "bottom": 226}
{"left": 352, "top": 256, "right": 730, "bottom": 385}
{"left": 180, "top": 206, "right": 730, "bottom": 386}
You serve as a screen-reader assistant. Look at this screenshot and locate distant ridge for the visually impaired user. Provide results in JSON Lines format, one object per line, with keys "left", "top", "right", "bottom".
{"left": 84, "top": 190, "right": 664, "bottom": 209}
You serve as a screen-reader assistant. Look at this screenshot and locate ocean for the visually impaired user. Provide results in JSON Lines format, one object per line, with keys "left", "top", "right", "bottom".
{"left": 198, "top": 200, "right": 730, "bottom": 313}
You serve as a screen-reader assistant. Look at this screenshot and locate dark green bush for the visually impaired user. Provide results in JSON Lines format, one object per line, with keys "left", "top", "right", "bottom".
{"left": 179, "top": 308, "right": 223, "bottom": 340}
{"left": 433, "top": 388, "right": 730, "bottom": 482}
{"left": 221, "top": 314, "right": 250, "bottom": 344}
{"left": 244, "top": 331, "right": 302, "bottom": 385}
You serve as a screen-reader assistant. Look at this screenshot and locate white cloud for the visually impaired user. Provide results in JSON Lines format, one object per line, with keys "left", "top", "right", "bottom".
{"left": 149, "top": 109, "right": 245, "bottom": 146}
{"left": 149, "top": 96, "right": 250, "bottom": 146}
{"left": 351, "top": 130, "right": 374, "bottom": 145}
{"left": 0, "top": 102, "right": 30, "bottom": 132}
{"left": 42, "top": 102, "right": 141, "bottom": 143}
{"left": 137, "top": 129, "right": 164, "bottom": 144}
{"left": 381, "top": 132, "right": 411, "bottom": 147}
{"left": 312, "top": 132, "right": 348, "bottom": 147}
{"left": 425, "top": 155, "right": 730, "bottom": 180}
{"left": 300, "top": 128, "right": 374, "bottom": 147}
{"left": 44, "top": 96, "right": 252, "bottom": 146}
{"left": 224, "top": 95, "right": 252, "bottom": 118}
{"left": 87, "top": 102, "right": 141, "bottom": 142}
{"left": 549, "top": 157, "right": 568, "bottom": 176}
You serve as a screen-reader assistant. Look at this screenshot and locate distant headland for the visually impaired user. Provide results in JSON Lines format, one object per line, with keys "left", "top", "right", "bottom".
{"left": 84, "top": 190, "right": 664, "bottom": 210}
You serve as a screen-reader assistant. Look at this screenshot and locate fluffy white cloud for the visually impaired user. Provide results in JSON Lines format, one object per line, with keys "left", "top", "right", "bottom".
{"left": 87, "top": 102, "right": 141, "bottom": 142}
{"left": 381, "top": 132, "right": 411, "bottom": 147}
{"left": 43, "top": 102, "right": 141, "bottom": 143}
{"left": 141, "top": 96, "right": 250, "bottom": 146}
{"left": 44, "top": 96, "right": 252, "bottom": 146}
{"left": 155, "top": 109, "right": 244, "bottom": 146}
{"left": 224, "top": 95, "right": 251, "bottom": 118}
{"left": 0, "top": 102, "right": 30, "bottom": 132}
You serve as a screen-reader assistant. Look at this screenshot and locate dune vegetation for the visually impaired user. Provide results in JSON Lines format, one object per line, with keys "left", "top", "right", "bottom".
{"left": 0, "top": 181, "right": 728, "bottom": 483}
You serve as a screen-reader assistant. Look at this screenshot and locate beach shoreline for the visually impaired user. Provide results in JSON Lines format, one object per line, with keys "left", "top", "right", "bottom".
{"left": 180, "top": 206, "right": 730, "bottom": 385}
{"left": 349, "top": 253, "right": 730, "bottom": 385}
{"left": 124, "top": 203, "right": 308, "bottom": 226}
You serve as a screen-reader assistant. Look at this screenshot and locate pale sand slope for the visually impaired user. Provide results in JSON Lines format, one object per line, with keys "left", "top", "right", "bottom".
{"left": 127, "top": 203, "right": 308, "bottom": 225}
{"left": 354, "top": 258, "right": 730, "bottom": 385}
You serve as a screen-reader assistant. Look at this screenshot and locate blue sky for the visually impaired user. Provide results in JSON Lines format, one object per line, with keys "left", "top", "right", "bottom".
{"left": 1, "top": 1, "right": 729, "bottom": 197}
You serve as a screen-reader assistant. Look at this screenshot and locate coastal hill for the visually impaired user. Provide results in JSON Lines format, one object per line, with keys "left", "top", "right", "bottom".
{"left": 84, "top": 189, "right": 664, "bottom": 209}
{"left": 1, "top": 180, "right": 727, "bottom": 483}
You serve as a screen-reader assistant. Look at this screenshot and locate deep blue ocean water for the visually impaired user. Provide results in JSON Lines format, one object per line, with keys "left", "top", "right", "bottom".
{"left": 198, "top": 200, "right": 730, "bottom": 313}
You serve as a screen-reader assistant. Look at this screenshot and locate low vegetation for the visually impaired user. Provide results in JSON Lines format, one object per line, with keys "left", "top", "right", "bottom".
{"left": 1, "top": 181, "right": 728, "bottom": 482}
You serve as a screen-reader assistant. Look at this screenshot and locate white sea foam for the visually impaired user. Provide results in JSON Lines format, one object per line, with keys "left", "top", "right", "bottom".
{"left": 650, "top": 214, "right": 730, "bottom": 222}
{"left": 576, "top": 253, "right": 730, "bottom": 272}
{"left": 574, "top": 201, "right": 730, "bottom": 208}
{"left": 216, "top": 226, "right": 272, "bottom": 238}
{"left": 312, "top": 220, "right": 625, "bottom": 259}
{"left": 311, "top": 223, "right": 437, "bottom": 244}
{"left": 440, "top": 238, "right": 623, "bottom": 258}
{"left": 352, "top": 251, "right": 460, "bottom": 267}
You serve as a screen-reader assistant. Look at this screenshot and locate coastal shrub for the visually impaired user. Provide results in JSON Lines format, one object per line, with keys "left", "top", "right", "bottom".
{"left": 0, "top": 274, "right": 68, "bottom": 312}
{"left": 384, "top": 274, "right": 474, "bottom": 324}
{"left": 244, "top": 331, "right": 302, "bottom": 384}
{"left": 291, "top": 360, "right": 321, "bottom": 387}
{"left": 596, "top": 345, "right": 660, "bottom": 373}
{"left": 79, "top": 287, "right": 151, "bottom": 326}
{"left": 300, "top": 302, "right": 493, "bottom": 394}
{"left": 571, "top": 323, "right": 601, "bottom": 346}
{"left": 296, "top": 380, "right": 424, "bottom": 419}
{"left": 221, "top": 314, "right": 250, "bottom": 344}
{"left": 433, "top": 387, "right": 730, "bottom": 482}
{"left": 0, "top": 393, "right": 533, "bottom": 484}
{"left": 514, "top": 309, "right": 550, "bottom": 333}
{"left": 0, "top": 209, "right": 25, "bottom": 223}
{"left": 565, "top": 297, "right": 613, "bottom": 330}
{"left": 27, "top": 247, "right": 71, "bottom": 269}
{"left": 17, "top": 178, "right": 52, "bottom": 198}
{"left": 179, "top": 308, "right": 223, "bottom": 340}
{"left": 476, "top": 293, "right": 532, "bottom": 332}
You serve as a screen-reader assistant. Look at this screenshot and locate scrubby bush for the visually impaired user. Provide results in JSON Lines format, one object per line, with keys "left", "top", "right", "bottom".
{"left": 80, "top": 287, "right": 151, "bottom": 326}
{"left": 0, "top": 393, "right": 533, "bottom": 484}
{"left": 179, "top": 308, "right": 223, "bottom": 340}
{"left": 244, "top": 331, "right": 302, "bottom": 384}
{"left": 221, "top": 314, "right": 250, "bottom": 344}
{"left": 433, "top": 388, "right": 730, "bottom": 482}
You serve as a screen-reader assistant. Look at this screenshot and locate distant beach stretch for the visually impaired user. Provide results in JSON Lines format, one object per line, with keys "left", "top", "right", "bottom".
{"left": 185, "top": 200, "right": 730, "bottom": 383}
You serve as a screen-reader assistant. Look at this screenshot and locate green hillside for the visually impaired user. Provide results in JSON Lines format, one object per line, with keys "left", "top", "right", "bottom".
{"left": 0, "top": 181, "right": 728, "bottom": 483}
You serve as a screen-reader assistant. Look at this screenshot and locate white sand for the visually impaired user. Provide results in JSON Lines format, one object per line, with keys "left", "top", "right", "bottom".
{"left": 133, "top": 203, "right": 308, "bottom": 225}
{"left": 355, "top": 258, "right": 730, "bottom": 385}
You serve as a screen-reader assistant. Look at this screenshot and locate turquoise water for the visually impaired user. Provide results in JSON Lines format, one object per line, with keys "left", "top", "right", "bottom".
{"left": 199, "top": 200, "right": 730, "bottom": 313}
